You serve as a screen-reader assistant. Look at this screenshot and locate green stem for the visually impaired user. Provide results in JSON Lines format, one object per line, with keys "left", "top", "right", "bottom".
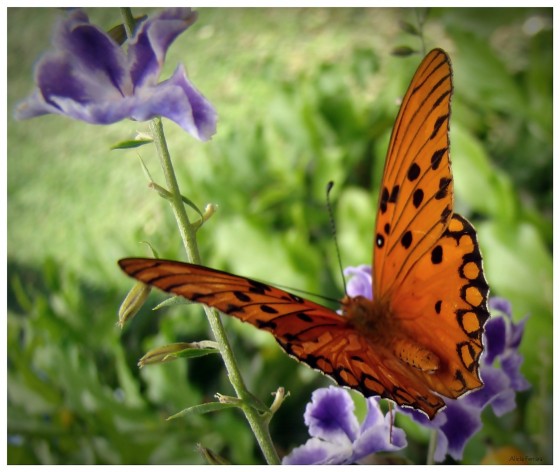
{"left": 150, "top": 119, "right": 279, "bottom": 464}
{"left": 120, "top": 9, "right": 280, "bottom": 465}
{"left": 427, "top": 428, "right": 437, "bottom": 465}
{"left": 119, "top": 7, "right": 136, "bottom": 38}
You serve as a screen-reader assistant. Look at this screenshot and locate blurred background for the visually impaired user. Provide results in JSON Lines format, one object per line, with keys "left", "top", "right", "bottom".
{"left": 7, "top": 7, "right": 552, "bottom": 465}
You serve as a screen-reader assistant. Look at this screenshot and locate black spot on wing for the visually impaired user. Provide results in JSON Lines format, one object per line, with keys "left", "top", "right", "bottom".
{"left": 431, "top": 245, "right": 443, "bottom": 264}
{"left": 401, "top": 231, "right": 413, "bottom": 249}
{"left": 435, "top": 177, "right": 452, "bottom": 200}
{"left": 297, "top": 312, "right": 314, "bottom": 323}
{"left": 380, "top": 187, "right": 389, "bottom": 214}
{"left": 413, "top": 188, "right": 424, "bottom": 208}
{"left": 389, "top": 185, "right": 400, "bottom": 203}
{"left": 430, "top": 115, "right": 449, "bottom": 140}
{"left": 430, "top": 148, "right": 447, "bottom": 170}
{"left": 407, "top": 163, "right": 421, "bottom": 181}
{"left": 255, "top": 318, "right": 277, "bottom": 330}
{"left": 248, "top": 280, "right": 270, "bottom": 295}
{"left": 260, "top": 304, "right": 278, "bottom": 314}
{"left": 233, "top": 291, "right": 251, "bottom": 302}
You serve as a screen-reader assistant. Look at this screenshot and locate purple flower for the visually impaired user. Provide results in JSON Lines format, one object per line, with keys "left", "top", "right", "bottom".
{"left": 344, "top": 264, "right": 372, "bottom": 301}
{"left": 282, "top": 386, "right": 406, "bottom": 465}
{"left": 344, "top": 265, "right": 530, "bottom": 462}
{"left": 14, "top": 8, "right": 216, "bottom": 141}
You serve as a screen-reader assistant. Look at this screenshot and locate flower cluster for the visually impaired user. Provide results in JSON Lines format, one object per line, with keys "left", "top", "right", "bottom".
{"left": 15, "top": 8, "right": 216, "bottom": 141}
{"left": 282, "top": 386, "right": 406, "bottom": 464}
{"left": 284, "top": 265, "right": 530, "bottom": 464}
{"left": 400, "top": 296, "right": 530, "bottom": 462}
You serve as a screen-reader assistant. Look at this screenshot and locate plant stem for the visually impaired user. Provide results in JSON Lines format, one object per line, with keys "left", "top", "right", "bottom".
{"left": 119, "top": 9, "right": 280, "bottom": 465}
{"left": 119, "top": 7, "right": 136, "bottom": 38}
{"left": 427, "top": 428, "right": 437, "bottom": 465}
{"left": 149, "top": 118, "right": 280, "bottom": 464}
{"left": 151, "top": 124, "right": 280, "bottom": 459}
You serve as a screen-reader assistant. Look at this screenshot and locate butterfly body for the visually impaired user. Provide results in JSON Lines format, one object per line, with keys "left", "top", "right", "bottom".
{"left": 119, "top": 49, "right": 490, "bottom": 419}
{"left": 341, "top": 294, "right": 438, "bottom": 371}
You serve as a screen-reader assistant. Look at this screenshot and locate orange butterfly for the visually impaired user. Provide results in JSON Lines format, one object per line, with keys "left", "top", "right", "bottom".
{"left": 119, "top": 49, "right": 489, "bottom": 419}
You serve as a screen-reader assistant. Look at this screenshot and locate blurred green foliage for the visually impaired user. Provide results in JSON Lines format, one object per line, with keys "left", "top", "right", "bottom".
{"left": 8, "top": 7, "right": 552, "bottom": 465}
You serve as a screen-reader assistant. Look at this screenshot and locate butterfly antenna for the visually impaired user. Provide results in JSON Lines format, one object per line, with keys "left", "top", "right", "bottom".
{"left": 326, "top": 181, "right": 348, "bottom": 296}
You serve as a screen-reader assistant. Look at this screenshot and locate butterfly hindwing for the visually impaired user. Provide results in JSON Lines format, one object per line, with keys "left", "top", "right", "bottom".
{"left": 390, "top": 214, "right": 489, "bottom": 399}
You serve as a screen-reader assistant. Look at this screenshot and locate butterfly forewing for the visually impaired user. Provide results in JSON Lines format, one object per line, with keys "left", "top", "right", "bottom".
{"left": 119, "top": 258, "right": 347, "bottom": 339}
{"left": 374, "top": 49, "right": 454, "bottom": 297}
{"left": 119, "top": 257, "right": 446, "bottom": 417}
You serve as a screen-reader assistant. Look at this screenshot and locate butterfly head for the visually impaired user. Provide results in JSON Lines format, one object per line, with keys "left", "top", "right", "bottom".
{"left": 342, "top": 294, "right": 392, "bottom": 338}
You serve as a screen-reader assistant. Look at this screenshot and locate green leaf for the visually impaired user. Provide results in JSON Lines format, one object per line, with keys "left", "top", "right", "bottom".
{"left": 399, "top": 20, "right": 420, "bottom": 36}
{"left": 196, "top": 443, "right": 231, "bottom": 465}
{"left": 167, "top": 401, "right": 237, "bottom": 420}
{"left": 139, "top": 341, "right": 219, "bottom": 367}
{"left": 174, "top": 347, "right": 220, "bottom": 360}
{"left": 110, "top": 138, "right": 153, "bottom": 150}
{"left": 139, "top": 240, "right": 160, "bottom": 259}
{"left": 153, "top": 295, "right": 192, "bottom": 310}
{"left": 391, "top": 46, "right": 418, "bottom": 57}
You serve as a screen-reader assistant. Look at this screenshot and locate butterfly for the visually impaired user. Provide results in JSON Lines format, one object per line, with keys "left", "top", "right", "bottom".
{"left": 119, "top": 48, "right": 489, "bottom": 419}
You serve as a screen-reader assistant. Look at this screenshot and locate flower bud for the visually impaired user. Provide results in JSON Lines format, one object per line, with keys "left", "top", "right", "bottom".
{"left": 117, "top": 281, "right": 151, "bottom": 328}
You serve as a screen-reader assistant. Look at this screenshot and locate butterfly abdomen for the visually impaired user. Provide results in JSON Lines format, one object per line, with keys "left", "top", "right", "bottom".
{"left": 393, "top": 338, "right": 440, "bottom": 373}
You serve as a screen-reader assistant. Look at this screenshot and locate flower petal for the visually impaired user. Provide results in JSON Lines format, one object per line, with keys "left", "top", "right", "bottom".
{"left": 15, "top": 50, "right": 124, "bottom": 121}
{"left": 352, "top": 399, "right": 406, "bottom": 460}
{"left": 53, "top": 10, "right": 129, "bottom": 93}
{"left": 304, "top": 387, "right": 359, "bottom": 444}
{"left": 502, "top": 354, "right": 531, "bottom": 392}
{"left": 484, "top": 315, "right": 507, "bottom": 364}
{"left": 130, "top": 65, "right": 216, "bottom": 140}
{"left": 463, "top": 365, "right": 511, "bottom": 410}
{"left": 436, "top": 401, "right": 482, "bottom": 461}
{"left": 344, "top": 265, "right": 373, "bottom": 300}
{"left": 282, "top": 438, "right": 352, "bottom": 465}
{"left": 129, "top": 7, "right": 198, "bottom": 88}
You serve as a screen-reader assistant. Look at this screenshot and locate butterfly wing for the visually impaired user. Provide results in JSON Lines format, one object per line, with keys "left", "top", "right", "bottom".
{"left": 374, "top": 49, "right": 454, "bottom": 295}
{"left": 372, "top": 49, "right": 489, "bottom": 401}
{"left": 119, "top": 257, "right": 445, "bottom": 417}
{"left": 118, "top": 49, "right": 489, "bottom": 419}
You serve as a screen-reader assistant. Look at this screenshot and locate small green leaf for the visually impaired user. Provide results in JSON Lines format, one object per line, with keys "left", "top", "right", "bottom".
{"left": 180, "top": 195, "right": 204, "bottom": 218}
{"left": 392, "top": 46, "right": 418, "bottom": 57}
{"left": 167, "top": 401, "right": 237, "bottom": 420}
{"left": 110, "top": 138, "right": 153, "bottom": 150}
{"left": 399, "top": 20, "right": 420, "bottom": 36}
{"left": 196, "top": 444, "right": 230, "bottom": 465}
{"left": 174, "top": 347, "right": 220, "bottom": 360}
{"left": 147, "top": 182, "right": 204, "bottom": 217}
{"left": 139, "top": 240, "right": 160, "bottom": 259}
{"left": 153, "top": 295, "right": 191, "bottom": 310}
{"left": 139, "top": 341, "right": 219, "bottom": 367}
